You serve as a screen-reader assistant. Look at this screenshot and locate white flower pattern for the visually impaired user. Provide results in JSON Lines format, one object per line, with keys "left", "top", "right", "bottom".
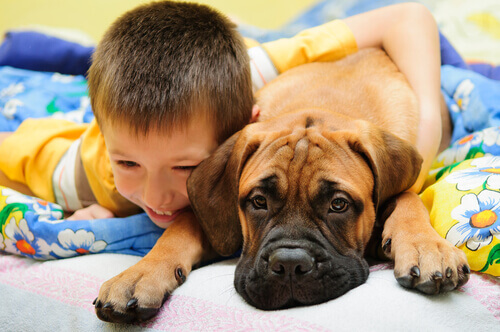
{"left": 446, "top": 156, "right": 500, "bottom": 190}
{"left": 448, "top": 190, "right": 500, "bottom": 251}
{"left": 2, "top": 217, "right": 54, "bottom": 259}
{"left": 51, "top": 229, "right": 107, "bottom": 257}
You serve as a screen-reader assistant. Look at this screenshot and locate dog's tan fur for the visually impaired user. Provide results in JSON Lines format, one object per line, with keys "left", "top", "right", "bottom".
{"left": 188, "top": 49, "right": 469, "bottom": 309}
{"left": 94, "top": 211, "right": 213, "bottom": 323}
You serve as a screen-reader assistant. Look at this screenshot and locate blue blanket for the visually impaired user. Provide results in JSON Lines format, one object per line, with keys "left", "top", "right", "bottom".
{"left": 0, "top": 186, "right": 162, "bottom": 259}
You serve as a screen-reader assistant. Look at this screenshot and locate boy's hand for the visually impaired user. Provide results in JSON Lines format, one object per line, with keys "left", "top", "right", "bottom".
{"left": 66, "top": 204, "right": 115, "bottom": 220}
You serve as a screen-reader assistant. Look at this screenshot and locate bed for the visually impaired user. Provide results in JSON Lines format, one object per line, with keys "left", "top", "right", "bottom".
{"left": 1, "top": 0, "right": 499, "bottom": 330}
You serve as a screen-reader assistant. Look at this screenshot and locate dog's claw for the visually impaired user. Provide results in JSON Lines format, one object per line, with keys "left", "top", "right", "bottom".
{"left": 382, "top": 238, "right": 392, "bottom": 254}
{"left": 456, "top": 265, "right": 471, "bottom": 288}
{"left": 175, "top": 267, "right": 186, "bottom": 285}
{"left": 398, "top": 264, "right": 471, "bottom": 294}
{"left": 95, "top": 300, "right": 102, "bottom": 308}
{"left": 396, "top": 275, "right": 415, "bottom": 289}
{"left": 95, "top": 299, "right": 160, "bottom": 323}
{"left": 410, "top": 266, "right": 420, "bottom": 278}
{"left": 92, "top": 297, "right": 98, "bottom": 305}
{"left": 432, "top": 271, "right": 443, "bottom": 280}
{"left": 127, "top": 298, "right": 138, "bottom": 310}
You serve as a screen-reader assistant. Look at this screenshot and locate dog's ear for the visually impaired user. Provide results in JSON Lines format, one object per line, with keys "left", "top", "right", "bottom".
{"left": 187, "top": 130, "right": 259, "bottom": 256}
{"left": 349, "top": 120, "right": 423, "bottom": 207}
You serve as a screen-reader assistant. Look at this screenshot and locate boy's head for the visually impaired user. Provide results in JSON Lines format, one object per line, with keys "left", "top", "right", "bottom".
{"left": 88, "top": 0, "right": 253, "bottom": 144}
{"left": 87, "top": 1, "right": 254, "bottom": 228}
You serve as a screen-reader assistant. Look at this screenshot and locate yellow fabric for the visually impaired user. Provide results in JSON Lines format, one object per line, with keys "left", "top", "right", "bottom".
{"left": 420, "top": 161, "right": 500, "bottom": 276}
{"left": 0, "top": 118, "right": 140, "bottom": 216}
{"left": 243, "top": 37, "right": 260, "bottom": 48}
{"left": 0, "top": 119, "right": 88, "bottom": 202}
{"left": 262, "top": 20, "right": 358, "bottom": 73}
{"left": 79, "top": 119, "right": 142, "bottom": 217}
{"left": 419, "top": 128, "right": 500, "bottom": 276}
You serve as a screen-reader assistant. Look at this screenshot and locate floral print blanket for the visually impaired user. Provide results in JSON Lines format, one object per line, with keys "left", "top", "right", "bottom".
{"left": 0, "top": 186, "right": 162, "bottom": 259}
{"left": 417, "top": 64, "right": 500, "bottom": 277}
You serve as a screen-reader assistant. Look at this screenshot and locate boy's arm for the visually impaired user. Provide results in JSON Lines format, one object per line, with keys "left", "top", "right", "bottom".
{"left": 343, "top": 3, "right": 442, "bottom": 193}
{"left": 248, "top": 19, "right": 358, "bottom": 92}
{"left": 249, "top": 3, "right": 441, "bottom": 193}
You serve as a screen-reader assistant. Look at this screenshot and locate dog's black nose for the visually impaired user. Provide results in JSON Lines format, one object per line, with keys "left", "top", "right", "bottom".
{"left": 269, "top": 248, "right": 314, "bottom": 276}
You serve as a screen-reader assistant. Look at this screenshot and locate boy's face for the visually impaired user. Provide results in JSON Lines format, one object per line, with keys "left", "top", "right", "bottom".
{"left": 101, "top": 116, "right": 219, "bottom": 229}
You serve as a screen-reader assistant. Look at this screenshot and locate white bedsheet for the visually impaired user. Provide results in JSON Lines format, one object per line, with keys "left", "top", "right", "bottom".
{"left": 0, "top": 253, "right": 498, "bottom": 331}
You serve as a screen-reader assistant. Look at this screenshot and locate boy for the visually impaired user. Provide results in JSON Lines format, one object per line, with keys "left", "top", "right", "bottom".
{"left": 0, "top": 1, "right": 443, "bottom": 323}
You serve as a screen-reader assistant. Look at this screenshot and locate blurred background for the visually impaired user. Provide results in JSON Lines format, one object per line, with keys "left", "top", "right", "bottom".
{"left": 0, "top": 0, "right": 318, "bottom": 42}
{"left": 0, "top": 0, "right": 498, "bottom": 64}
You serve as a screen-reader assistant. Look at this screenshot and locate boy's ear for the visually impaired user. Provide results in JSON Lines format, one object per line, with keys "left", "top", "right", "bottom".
{"left": 250, "top": 104, "right": 260, "bottom": 123}
{"left": 187, "top": 130, "right": 260, "bottom": 256}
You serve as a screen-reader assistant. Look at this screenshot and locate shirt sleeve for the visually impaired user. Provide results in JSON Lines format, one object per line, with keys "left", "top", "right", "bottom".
{"left": 0, "top": 118, "right": 88, "bottom": 202}
{"left": 262, "top": 20, "right": 358, "bottom": 74}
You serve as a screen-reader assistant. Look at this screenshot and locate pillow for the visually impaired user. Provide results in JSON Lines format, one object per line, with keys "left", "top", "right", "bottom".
{"left": 0, "top": 30, "right": 94, "bottom": 76}
{"left": 420, "top": 126, "right": 500, "bottom": 276}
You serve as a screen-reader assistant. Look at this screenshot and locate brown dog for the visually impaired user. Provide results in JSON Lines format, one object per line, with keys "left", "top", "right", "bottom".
{"left": 187, "top": 49, "right": 470, "bottom": 310}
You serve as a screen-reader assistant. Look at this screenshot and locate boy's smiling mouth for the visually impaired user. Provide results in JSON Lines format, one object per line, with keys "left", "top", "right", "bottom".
{"left": 145, "top": 206, "right": 187, "bottom": 227}
{"left": 152, "top": 209, "right": 173, "bottom": 216}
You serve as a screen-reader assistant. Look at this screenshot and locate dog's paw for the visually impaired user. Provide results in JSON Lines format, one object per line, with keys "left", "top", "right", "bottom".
{"left": 383, "top": 232, "right": 470, "bottom": 294}
{"left": 93, "top": 258, "right": 187, "bottom": 323}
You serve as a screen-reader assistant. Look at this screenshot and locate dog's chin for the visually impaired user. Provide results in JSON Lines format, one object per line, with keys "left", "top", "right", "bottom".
{"left": 234, "top": 248, "right": 369, "bottom": 310}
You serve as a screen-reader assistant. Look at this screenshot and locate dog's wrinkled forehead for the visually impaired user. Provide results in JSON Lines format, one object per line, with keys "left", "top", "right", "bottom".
{"left": 239, "top": 111, "right": 374, "bottom": 202}
{"left": 256, "top": 108, "right": 354, "bottom": 133}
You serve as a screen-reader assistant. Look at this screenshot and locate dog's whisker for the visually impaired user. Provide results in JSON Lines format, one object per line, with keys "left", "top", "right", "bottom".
{"left": 222, "top": 288, "right": 239, "bottom": 306}
{"left": 219, "top": 286, "right": 237, "bottom": 296}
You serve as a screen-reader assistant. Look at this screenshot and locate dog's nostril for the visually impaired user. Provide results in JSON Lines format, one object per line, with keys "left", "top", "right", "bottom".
{"left": 268, "top": 248, "right": 314, "bottom": 277}
{"left": 272, "top": 263, "right": 286, "bottom": 275}
{"left": 295, "top": 262, "right": 312, "bottom": 275}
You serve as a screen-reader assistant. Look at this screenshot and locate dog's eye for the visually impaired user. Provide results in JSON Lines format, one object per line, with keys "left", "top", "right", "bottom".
{"left": 252, "top": 195, "right": 267, "bottom": 210}
{"left": 329, "top": 198, "right": 348, "bottom": 213}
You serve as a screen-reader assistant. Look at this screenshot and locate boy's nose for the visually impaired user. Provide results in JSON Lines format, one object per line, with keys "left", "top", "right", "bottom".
{"left": 143, "top": 177, "right": 174, "bottom": 209}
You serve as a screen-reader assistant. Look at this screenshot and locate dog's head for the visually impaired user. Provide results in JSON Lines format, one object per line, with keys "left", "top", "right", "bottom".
{"left": 187, "top": 109, "right": 422, "bottom": 309}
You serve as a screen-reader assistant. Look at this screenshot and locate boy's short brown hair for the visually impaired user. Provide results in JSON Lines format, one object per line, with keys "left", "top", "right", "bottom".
{"left": 88, "top": 0, "right": 253, "bottom": 143}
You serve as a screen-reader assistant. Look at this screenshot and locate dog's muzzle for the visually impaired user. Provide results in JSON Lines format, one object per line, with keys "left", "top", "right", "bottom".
{"left": 234, "top": 229, "right": 370, "bottom": 310}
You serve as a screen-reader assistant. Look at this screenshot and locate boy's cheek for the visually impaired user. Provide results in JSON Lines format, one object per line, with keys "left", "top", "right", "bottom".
{"left": 112, "top": 173, "right": 135, "bottom": 199}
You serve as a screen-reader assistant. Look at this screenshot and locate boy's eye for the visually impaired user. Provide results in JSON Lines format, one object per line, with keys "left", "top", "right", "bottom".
{"left": 174, "top": 165, "right": 197, "bottom": 172}
{"left": 117, "top": 160, "right": 139, "bottom": 168}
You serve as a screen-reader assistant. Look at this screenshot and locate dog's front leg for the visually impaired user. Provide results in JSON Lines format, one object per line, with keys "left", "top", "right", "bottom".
{"left": 381, "top": 192, "right": 470, "bottom": 294}
{"left": 94, "top": 210, "right": 212, "bottom": 323}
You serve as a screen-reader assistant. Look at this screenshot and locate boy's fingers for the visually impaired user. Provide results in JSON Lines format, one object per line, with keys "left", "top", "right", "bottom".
{"left": 66, "top": 204, "right": 115, "bottom": 220}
